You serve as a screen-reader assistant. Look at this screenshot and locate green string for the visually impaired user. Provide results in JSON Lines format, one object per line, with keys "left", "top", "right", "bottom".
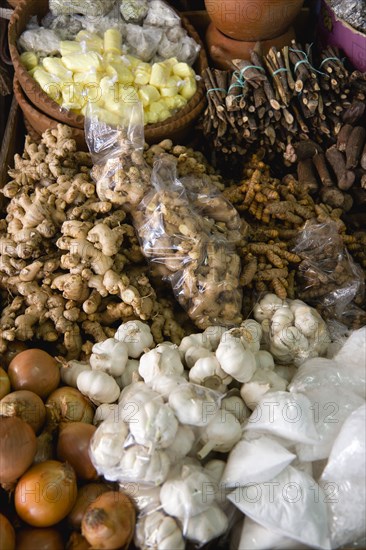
{"left": 239, "top": 64, "right": 265, "bottom": 79}
{"left": 319, "top": 56, "right": 341, "bottom": 68}
{"left": 290, "top": 45, "right": 327, "bottom": 77}
{"left": 272, "top": 67, "right": 289, "bottom": 76}
{"left": 206, "top": 87, "right": 226, "bottom": 97}
{"left": 228, "top": 81, "right": 243, "bottom": 93}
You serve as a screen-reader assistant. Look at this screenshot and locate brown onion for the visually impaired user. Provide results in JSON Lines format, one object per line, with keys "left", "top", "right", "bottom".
{"left": 0, "top": 367, "right": 11, "bottom": 400}
{"left": 66, "top": 532, "right": 91, "bottom": 550}
{"left": 0, "top": 416, "right": 37, "bottom": 485}
{"left": 0, "top": 513, "right": 15, "bottom": 550}
{"left": 68, "top": 483, "right": 110, "bottom": 530}
{"left": 15, "top": 460, "right": 77, "bottom": 527}
{"left": 8, "top": 349, "right": 60, "bottom": 400}
{"left": 0, "top": 390, "right": 46, "bottom": 433}
{"left": 16, "top": 528, "right": 64, "bottom": 550}
{"left": 82, "top": 491, "right": 136, "bottom": 550}
{"left": 57, "top": 422, "right": 97, "bottom": 481}
{"left": 46, "top": 387, "right": 94, "bottom": 424}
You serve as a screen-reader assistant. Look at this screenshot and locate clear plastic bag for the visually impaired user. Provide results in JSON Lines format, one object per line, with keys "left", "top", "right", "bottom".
{"left": 293, "top": 221, "right": 365, "bottom": 325}
{"left": 134, "top": 156, "right": 243, "bottom": 329}
{"left": 18, "top": 27, "right": 61, "bottom": 55}
{"left": 41, "top": 13, "right": 82, "bottom": 40}
{"left": 89, "top": 380, "right": 229, "bottom": 548}
{"left": 181, "top": 174, "right": 248, "bottom": 246}
{"left": 126, "top": 24, "right": 163, "bottom": 62}
{"left": 50, "top": 0, "right": 115, "bottom": 16}
{"left": 85, "top": 101, "right": 151, "bottom": 211}
{"left": 120, "top": 0, "right": 149, "bottom": 24}
{"left": 144, "top": 0, "right": 180, "bottom": 28}
{"left": 157, "top": 29, "right": 201, "bottom": 66}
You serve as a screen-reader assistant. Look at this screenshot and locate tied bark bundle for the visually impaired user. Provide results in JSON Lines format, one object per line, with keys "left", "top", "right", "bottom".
{"left": 202, "top": 42, "right": 365, "bottom": 166}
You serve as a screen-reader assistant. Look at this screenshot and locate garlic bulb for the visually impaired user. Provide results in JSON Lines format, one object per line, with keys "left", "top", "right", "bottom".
{"left": 202, "top": 326, "right": 227, "bottom": 351}
{"left": 216, "top": 331, "right": 257, "bottom": 383}
{"left": 90, "top": 419, "right": 128, "bottom": 471}
{"left": 270, "top": 306, "right": 294, "bottom": 335}
{"left": 149, "top": 374, "right": 188, "bottom": 397}
{"left": 221, "top": 394, "right": 249, "bottom": 423}
{"left": 115, "top": 320, "right": 154, "bottom": 358}
{"left": 255, "top": 350, "right": 275, "bottom": 370}
{"left": 254, "top": 295, "right": 330, "bottom": 365}
{"left": 139, "top": 344, "right": 184, "bottom": 384}
{"left": 115, "top": 359, "right": 140, "bottom": 388}
{"left": 185, "top": 504, "right": 229, "bottom": 544}
{"left": 185, "top": 346, "right": 212, "bottom": 369}
{"left": 90, "top": 338, "right": 128, "bottom": 376}
{"left": 93, "top": 403, "right": 119, "bottom": 425}
{"left": 129, "top": 400, "right": 178, "bottom": 449}
{"left": 168, "top": 384, "right": 219, "bottom": 427}
{"left": 240, "top": 369, "right": 288, "bottom": 410}
{"left": 160, "top": 467, "right": 215, "bottom": 519}
{"left": 77, "top": 370, "right": 120, "bottom": 404}
{"left": 239, "top": 320, "right": 262, "bottom": 352}
{"left": 121, "top": 483, "right": 161, "bottom": 515}
{"left": 178, "top": 333, "right": 212, "bottom": 357}
{"left": 253, "top": 293, "right": 284, "bottom": 322}
{"left": 198, "top": 410, "right": 242, "bottom": 458}
{"left": 189, "top": 355, "right": 232, "bottom": 386}
{"left": 120, "top": 445, "right": 171, "bottom": 485}
{"left": 135, "top": 511, "right": 185, "bottom": 550}
{"left": 165, "top": 425, "right": 195, "bottom": 462}
{"left": 60, "top": 360, "right": 90, "bottom": 387}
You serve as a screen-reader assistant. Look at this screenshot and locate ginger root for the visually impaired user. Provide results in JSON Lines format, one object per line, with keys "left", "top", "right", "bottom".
{"left": 0, "top": 125, "right": 193, "bottom": 358}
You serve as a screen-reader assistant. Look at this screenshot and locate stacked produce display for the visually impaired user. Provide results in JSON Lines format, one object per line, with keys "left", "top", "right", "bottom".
{"left": 1, "top": 0, "right": 366, "bottom": 548}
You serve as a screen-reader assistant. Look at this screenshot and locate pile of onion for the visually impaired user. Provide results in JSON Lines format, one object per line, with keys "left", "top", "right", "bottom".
{"left": 8, "top": 349, "right": 60, "bottom": 400}
{"left": 15, "top": 460, "right": 77, "bottom": 527}
{"left": 57, "top": 423, "right": 97, "bottom": 481}
{"left": 0, "top": 513, "right": 15, "bottom": 550}
{"left": 0, "top": 390, "right": 46, "bottom": 433}
{"left": 0, "top": 416, "right": 37, "bottom": 485}
{"left": 82, "top": 491, "right": 136, "bottom": 550}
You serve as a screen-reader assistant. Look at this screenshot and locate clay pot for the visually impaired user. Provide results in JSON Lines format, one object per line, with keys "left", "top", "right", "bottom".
{"left": 204, "top": 0, "right": 304, "bottom": 41}
{"left": 205, "top": 22, "right": 296, "bottom": 70}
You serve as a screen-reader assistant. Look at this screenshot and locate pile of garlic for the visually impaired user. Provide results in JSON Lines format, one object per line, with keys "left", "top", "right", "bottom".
{"left": 20, "top": 27, "right": 197, "bottom": 124}
{"left": 60, "top": 297, "right": 327, "bottom": 547}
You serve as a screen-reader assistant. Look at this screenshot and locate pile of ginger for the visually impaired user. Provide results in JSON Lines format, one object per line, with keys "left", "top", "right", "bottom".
{"left": 0, "top": 125, "right": 186, "bottom": 359}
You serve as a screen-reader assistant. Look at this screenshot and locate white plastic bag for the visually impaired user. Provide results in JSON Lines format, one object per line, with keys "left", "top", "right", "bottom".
{"left": 126, "top": 24, "right": 163, "bottom": 62}
{"left": 322, "top": 404, "right": 366, "bottom": 482}
{"left": 295, "top": 386, "right": 365, "bottom": 461}
{"left": 244, "top": 392, "right": 320, "bottom": 445}
{"left": 144, "top": 0, "right": 180, "bottom": 27}
{"left": 235, "top": 516, "right": 310, "bottom": 550}
{"left": 222, "top": 434, "right": 295, "bottom": 488}
{"left": 228, "top": 466, "right": 331, "bottom": 549}
{"left": 289, "top": 355, "right": 365, "bottom": 399}
{"left": 333, "top": 327, "right": 366, "bottom": 397}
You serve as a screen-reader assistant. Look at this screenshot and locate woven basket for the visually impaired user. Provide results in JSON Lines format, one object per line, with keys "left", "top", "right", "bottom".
{"left": 13, "top": 76, "right": 87, "bottom": 150}
{"left": 9, "top": 0, "right": 207, "bottom": 143}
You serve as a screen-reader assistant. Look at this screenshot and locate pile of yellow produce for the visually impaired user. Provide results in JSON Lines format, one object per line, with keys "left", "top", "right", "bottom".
{"left": 20, "top": 28, "right": 197, "bottom": 125}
